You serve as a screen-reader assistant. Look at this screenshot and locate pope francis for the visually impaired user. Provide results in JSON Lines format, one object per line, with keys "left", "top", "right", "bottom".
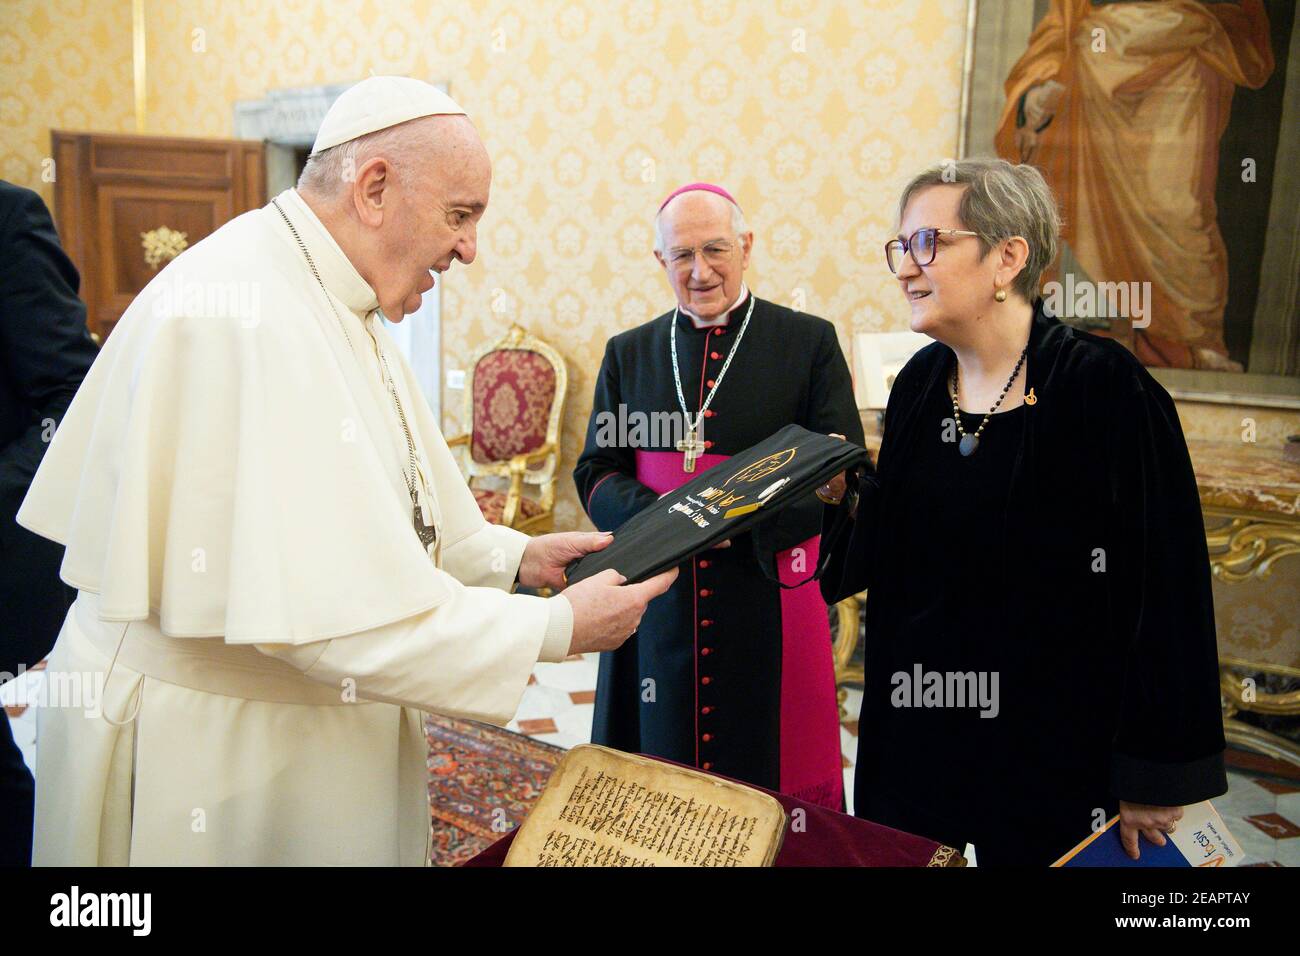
{"left": 17, "top": 76, "right": 676, "bottom": 866}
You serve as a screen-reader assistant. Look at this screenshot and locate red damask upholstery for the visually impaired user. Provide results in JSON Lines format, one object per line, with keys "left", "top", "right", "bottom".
{"left": 470, "top": 350, "right": 555, "bottom": 466}
{"left": 450, "top": 324, "right": 565, "bottom": 534}
{"left": 472, "top": 488, "right": 545, "bottom": 526}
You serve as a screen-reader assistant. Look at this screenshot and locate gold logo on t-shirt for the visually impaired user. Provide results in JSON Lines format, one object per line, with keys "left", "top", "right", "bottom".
{"left": 725, "top": 448, "right": 796, "bottom": 486}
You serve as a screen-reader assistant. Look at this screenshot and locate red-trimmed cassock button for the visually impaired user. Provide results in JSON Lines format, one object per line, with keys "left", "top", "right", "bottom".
{"left": 699, "top": 589, "right": 711, "bottom": 597}
{"left": 702, "top": 733, "right": 712, "bottom": 742}
{"left": 703, "top": 762, "right": 713, "bottom": 770}
{"left": 701, "top": 676, "right": 712, "bottom": 685}
{"left": 700, "top": 647, "right": 712, "bottom": 656}
{"left": 700, "top": 618, "right": 713, "bottom": 627}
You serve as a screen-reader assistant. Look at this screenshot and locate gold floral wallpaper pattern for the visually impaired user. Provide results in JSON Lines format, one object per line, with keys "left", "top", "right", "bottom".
{"left": 1, "top": 0, "right": 136, "bottom": 186}
{"left": 3, "top": 0, "right": 1295, "bottom": 531}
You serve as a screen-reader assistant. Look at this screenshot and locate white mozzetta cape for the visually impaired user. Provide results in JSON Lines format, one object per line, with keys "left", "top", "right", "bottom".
{"left": 18, "top": 190, "right": 570, "bottom": 865}
{"left": 20, "top": 189, "right": 546, "bottom": 646}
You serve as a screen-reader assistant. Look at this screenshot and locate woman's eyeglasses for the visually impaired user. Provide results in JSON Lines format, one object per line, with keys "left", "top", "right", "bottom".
{"left": 884, "top": 228, "right": 979, "bottom": 274}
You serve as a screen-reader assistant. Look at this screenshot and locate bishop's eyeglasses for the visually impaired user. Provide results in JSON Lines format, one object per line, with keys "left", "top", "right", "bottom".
{"left": 885, "top": 228, "right": 980, "bottom": 274}
{"left": 665, "top": 240, "right": 737, "bottom": 270}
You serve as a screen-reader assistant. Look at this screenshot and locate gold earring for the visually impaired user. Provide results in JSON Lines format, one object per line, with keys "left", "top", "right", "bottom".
{"left": 994, "top": 287, "right": 1007, "bottom": 302}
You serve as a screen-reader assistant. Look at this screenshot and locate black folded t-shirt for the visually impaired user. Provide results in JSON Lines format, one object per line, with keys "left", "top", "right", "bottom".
{"left": 565, "top": 424, "right": 870, "bottom": 586}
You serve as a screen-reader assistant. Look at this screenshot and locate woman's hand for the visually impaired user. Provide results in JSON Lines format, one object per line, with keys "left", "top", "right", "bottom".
{"left": 818, "top": 433, "right": 848, "bottom": 503}
{"left": 1117, "top": 800, "right": 1185, "bottom": 860}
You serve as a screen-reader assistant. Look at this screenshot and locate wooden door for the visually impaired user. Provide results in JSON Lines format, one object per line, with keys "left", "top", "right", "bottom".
{"left": 51, "top": 131, "right": 265, "bottom": 342}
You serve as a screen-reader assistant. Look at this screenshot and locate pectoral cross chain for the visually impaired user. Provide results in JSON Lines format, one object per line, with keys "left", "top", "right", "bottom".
{"left": 669, "top": 295, "right": 757, "bottom": 474}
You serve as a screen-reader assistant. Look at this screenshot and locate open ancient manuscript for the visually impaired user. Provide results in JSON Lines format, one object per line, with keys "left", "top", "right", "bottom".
{"left": 504, "top": 744, "right": 787, "bottom": 867}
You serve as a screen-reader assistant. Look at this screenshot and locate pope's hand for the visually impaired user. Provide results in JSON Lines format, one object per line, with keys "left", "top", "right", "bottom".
{"left": 1118, "top": 800, "right": 1184, "bottom": 861}
{"left": 517, "top": 531, "right": 614, "bottom": 590}
{"left": 563, "top": 567, "right": 679, "bottom": 654}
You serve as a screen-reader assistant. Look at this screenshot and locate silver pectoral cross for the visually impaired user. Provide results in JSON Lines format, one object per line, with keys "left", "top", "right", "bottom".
{"left": 676, "top": 425, "right": 706, "bottom": 473}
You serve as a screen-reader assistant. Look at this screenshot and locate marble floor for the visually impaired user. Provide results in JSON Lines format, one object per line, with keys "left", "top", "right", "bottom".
{"left": 5, "top": 654, "right": 1296, "bottom": 866}
{"left": 510, "top": 651, "right": 866, "bottom": 808}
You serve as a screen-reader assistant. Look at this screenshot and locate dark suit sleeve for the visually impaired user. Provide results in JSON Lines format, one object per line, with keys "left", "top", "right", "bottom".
{"left": 1105, "top": 363, "right": 1227, "bottom": 806}
{"left": 572, "top": 338, "right": 659, "bottom": 531}
{"left": 0, "top": 184, "right": 98, "bottom": 670}
{"left": 0, "top": 186, "right": 98, "bottom": 496}
{"left": 756, "top": 319, "right": 867, "bottom": 557}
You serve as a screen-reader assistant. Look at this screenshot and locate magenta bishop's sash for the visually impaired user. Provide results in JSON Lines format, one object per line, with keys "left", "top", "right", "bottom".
{"left": 634, "top": 449, "right": 844, "bottom": 811}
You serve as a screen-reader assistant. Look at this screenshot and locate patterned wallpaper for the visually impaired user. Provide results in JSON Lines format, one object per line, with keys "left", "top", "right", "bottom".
{"left": 5, "top": 0, "right": 972, "bottom": 530}
{"left": 1, "top": 0, "right": 136, "bottom": 190}
{"left": 3, "top": 0, "right": 1295, "bottom": 532}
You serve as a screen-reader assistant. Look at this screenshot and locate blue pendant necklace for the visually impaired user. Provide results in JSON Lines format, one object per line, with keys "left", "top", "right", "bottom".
{"left": 950, "top": 346, "right": 1027, "bottom": 457}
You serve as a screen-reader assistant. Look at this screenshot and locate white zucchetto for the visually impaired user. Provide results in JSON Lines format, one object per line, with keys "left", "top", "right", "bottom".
{"left": 311, "top": 75, "right": 466, "bottom": 155}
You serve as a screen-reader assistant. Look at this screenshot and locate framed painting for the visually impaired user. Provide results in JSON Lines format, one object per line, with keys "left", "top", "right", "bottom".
{"left": 960, "top": 0, "right": 1300, "bottom": 406}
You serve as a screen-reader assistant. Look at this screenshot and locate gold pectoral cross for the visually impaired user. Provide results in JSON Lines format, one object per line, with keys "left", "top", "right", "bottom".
{"left": 676, "top": 427, "right": 706, "bottom": 473}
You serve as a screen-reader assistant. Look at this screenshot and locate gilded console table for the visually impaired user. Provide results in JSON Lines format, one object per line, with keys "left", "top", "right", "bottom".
{"left": 1191, "top": 440, "right": 1300, "bottom": 767}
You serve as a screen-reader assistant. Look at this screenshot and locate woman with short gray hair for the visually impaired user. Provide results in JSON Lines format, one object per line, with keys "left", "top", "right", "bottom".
{"left": 819, "top": 158, "right": 1227, "bottom": 866}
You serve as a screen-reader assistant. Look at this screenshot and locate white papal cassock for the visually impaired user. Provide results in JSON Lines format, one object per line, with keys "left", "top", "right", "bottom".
{"left": 17, "top": 187, "right": 573, "bottom": 865}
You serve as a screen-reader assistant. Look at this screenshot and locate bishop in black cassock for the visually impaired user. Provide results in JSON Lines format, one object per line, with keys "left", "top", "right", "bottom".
{"left": 574, "top": 183, "right": 863, "bottom": 808}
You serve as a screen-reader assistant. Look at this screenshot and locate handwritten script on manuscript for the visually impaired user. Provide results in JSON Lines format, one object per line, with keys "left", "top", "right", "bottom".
{"left": 504, "top": 745, "right": 786, "bottom": 867}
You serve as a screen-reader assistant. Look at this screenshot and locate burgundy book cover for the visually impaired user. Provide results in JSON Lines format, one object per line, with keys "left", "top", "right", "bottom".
{"left": 461, "top": 755, "right": 965, "bottom": 868}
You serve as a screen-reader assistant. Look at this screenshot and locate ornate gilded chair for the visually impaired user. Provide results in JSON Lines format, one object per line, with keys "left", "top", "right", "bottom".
{"left": 831, "top": 593, "right": 866, "bottom": 718}
{"left": 447, "top": 323, "right": 566, "bottom": 534}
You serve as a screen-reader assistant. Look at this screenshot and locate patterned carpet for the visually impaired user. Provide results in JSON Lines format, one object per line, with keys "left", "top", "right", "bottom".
{"left": 426, "top": 712, "right": 564, "bottom": 866}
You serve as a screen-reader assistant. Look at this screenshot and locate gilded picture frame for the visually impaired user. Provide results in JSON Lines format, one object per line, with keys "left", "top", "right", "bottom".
{"left": 960, "top": 0, "right": 1300, "bottom": 407}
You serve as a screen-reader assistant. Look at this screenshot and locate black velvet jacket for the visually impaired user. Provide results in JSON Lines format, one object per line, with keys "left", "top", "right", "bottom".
{"left": 823, "top": 300, "right": 1227, "bottom": 858}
